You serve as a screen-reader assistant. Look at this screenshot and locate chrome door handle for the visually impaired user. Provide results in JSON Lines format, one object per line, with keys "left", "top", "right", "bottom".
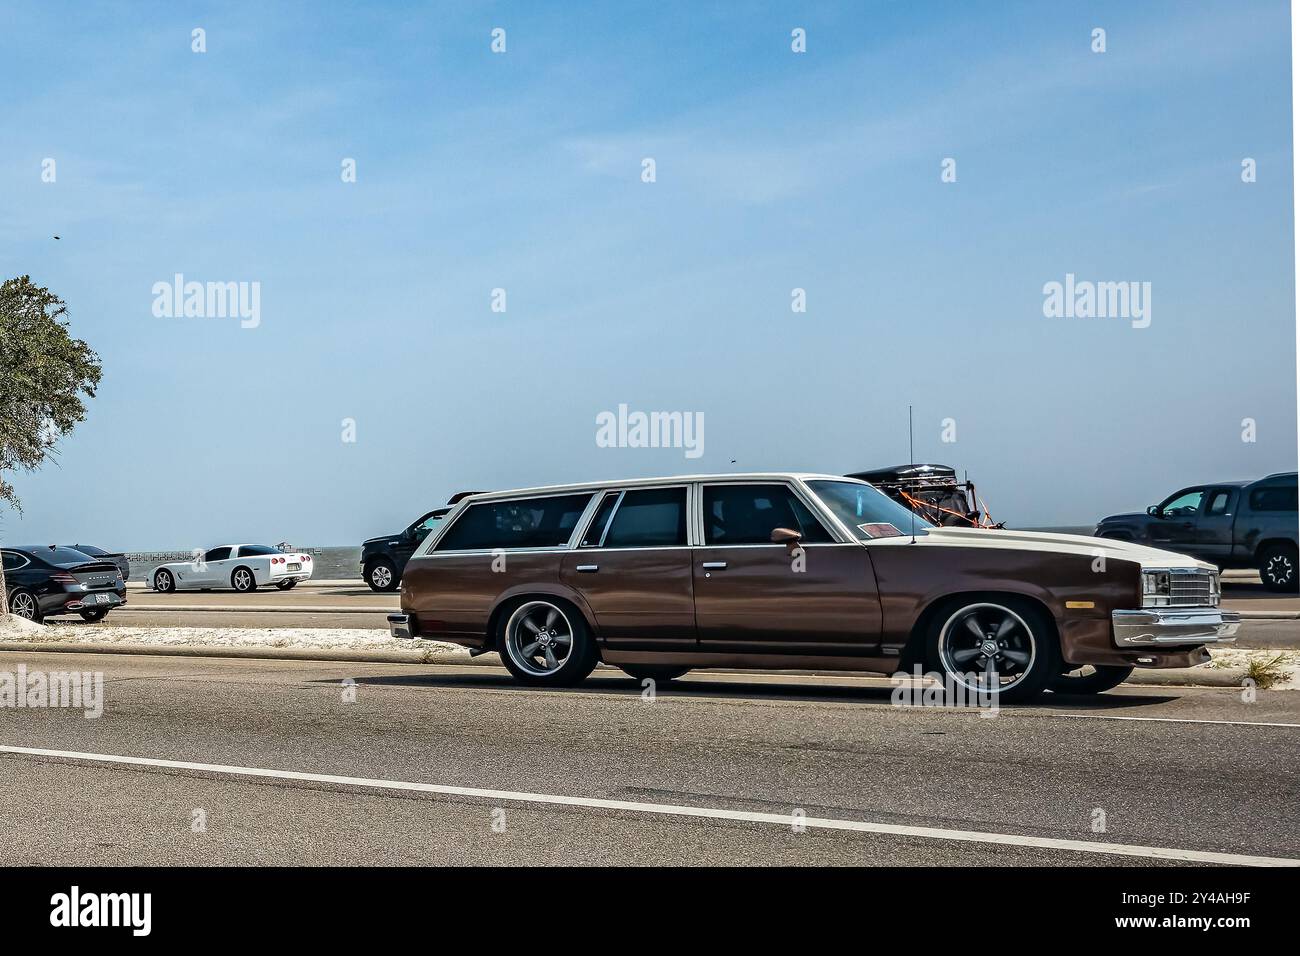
{"left": 576, "top": 564, "right": 599, "bottom": 573}
{"left": 701, "top": 562, "right": 728, "bottom": 570}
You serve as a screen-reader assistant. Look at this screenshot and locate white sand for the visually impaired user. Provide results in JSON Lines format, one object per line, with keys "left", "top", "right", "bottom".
{"left": 0, "top": 616, "right": 464, "bottom": 657}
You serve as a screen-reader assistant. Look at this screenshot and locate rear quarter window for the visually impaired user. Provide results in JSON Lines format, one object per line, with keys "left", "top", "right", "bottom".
{"left": 435, "top": 494, "right": 593, "bottom": 551}
{"left": 1248, "top": 485, "right": 1298, "bottom": 512}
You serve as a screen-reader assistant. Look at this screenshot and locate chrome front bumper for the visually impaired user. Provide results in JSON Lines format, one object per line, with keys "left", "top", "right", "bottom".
{"left": 387, "top": 613, "right": 414, "bottom": 639}
{"left": 1112, "top": 608, "right": 1240, "bottom": 646}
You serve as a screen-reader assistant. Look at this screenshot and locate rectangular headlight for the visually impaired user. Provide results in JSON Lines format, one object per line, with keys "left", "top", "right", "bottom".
{"left": 1142, "top": 569, "right": 1171, "bottom": 607}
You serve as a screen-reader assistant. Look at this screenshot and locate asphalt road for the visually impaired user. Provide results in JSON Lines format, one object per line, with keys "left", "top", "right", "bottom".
{"left": 1, "top": 651, "right": 1296, "bottom": 865}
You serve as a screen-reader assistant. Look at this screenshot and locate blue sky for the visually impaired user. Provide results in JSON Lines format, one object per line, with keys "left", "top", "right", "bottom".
{"left": 1, "top": 0, "right": 1295, "bottom": 550}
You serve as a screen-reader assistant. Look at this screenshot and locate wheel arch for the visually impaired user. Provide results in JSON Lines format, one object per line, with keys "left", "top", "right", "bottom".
{"left": 899, "top": 589, "right": 1061, "bottom": 672}
{"left": 1256, "top": 537, "right": 1298, "bottom": 559}
{"left": 485, "top": 586, "right": 599, "bottom": 653}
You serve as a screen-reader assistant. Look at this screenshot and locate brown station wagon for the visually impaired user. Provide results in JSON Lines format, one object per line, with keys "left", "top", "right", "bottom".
{"left": 389, "top": 473, "right": 1240, "bottom": 702}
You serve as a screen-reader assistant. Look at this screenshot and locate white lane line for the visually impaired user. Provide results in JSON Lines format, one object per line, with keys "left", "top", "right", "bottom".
{"left": 1042, "top": 713, "right": 1300, "bottom": 729}
{"left": 1, "top": 744, "right": 1295, "bottom": 867}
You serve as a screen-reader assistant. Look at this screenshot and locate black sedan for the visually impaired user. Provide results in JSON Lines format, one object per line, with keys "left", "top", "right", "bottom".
{"left": 2, "top": 545, "right": 127, "bottom": 623}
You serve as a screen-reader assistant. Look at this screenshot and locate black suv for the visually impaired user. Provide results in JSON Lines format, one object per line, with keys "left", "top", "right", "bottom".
{"left": 360, "top": 508, "right": 452, "bottom": 592}
{"left": 2, "top": 545, "right": 128, "bottom": 622}
{"left": 1095, "top": 472, "right": 1299, "bottom": 591}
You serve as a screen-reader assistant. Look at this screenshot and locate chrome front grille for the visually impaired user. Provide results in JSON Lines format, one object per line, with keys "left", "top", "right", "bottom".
{"left": 1168, "top": 569, "right": 1218, "bottom": 607}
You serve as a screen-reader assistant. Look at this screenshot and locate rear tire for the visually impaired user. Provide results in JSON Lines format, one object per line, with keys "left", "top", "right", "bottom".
{"left": 366, "top": 559, "right": 398, "bottom": 592}
{"left": 620, "top": 665, "right": 690, "bottom": 684}
{"left": 7, "top": 588, "right": 42, "bottom": 623}
{"left": 924, "top": 596, "right": 1058, "bottom": 704}
{"left": 231, "top": 566, "right": 258, "bottom": 593}
{"left": 1050, "top": 664, "right": 1133, "bottom": 695}
{"left": 1259, "top": 543, "right": 1299, "bottom": 593}
{"left": 79, "top": 608, "right": 109, "bottom": 623}
{"left": 153, "top": 569, "right": 175, "bottom": 593}
{"left": 497, "top": 598, "right": 597, "bottom": 687}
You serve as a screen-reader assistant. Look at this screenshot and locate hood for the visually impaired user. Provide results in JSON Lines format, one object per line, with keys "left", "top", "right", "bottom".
{"left": 363, "top": 534, "right": 398, "bottom": 547}
{"left": 1096, "top": 512, "right": 1147, "bottom": 525}
{"left": 915, "top": 526, "right": 1215, "bottom": 571}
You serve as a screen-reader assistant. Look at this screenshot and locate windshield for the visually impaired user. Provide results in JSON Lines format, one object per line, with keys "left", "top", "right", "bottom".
{"left": 806, "top": 480, "right": 933, "bottom": 540}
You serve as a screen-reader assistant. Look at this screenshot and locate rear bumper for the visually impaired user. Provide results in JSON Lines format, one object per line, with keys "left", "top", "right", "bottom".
{"left": 388, "top": 613, "right": 415, "bottom": 639}
{"left": 43, "top": 590, "right": 127, "bottom": 614}
{"left": 1111, "top": 608, "right": 1240, "bottom": 646}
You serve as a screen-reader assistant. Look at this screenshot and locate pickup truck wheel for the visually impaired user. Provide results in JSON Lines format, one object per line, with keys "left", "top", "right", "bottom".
{"left": 927, "top": 598, "right": 1058, "bottom": 704}
{"left": 499, "top": 598, "right": 597, "bottom": 687}
{"left": 1259, "top": 543, "right": 1299, "bottom": 593}
{"left": 1050, "top": 664, "right": 1133, "bottom": 695}
{"left": 366, "top": 559, "right": 398, "bottom": 592}
{"left": 7, "top": 588, "right": 42, "bottom": 623}
{"left": 621, "top": 665, "right": 690, "bottom": 684}
{"left": 231, "top": 567, "right": 258, "bottom": 593}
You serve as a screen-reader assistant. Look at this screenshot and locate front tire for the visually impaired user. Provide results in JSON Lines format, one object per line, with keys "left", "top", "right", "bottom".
{"left": 153, "top": 569, "right": 175, "bottom": 593}
{"left": 79, "top": 608, "right": 109, "bottom": 623}
{"left": 366, "top": 559, "right": 398, "bottom": 592}
{"left": 1050, "top": 664, "right": 1133, "bottom": 695}
{"left": 1259, "top": 543, "right": 1299, "bottom": 593}
{"left": 7, "top": 588, "right": 42, "bottom": 623}
{"left": 925, "top": 597, "right": 1058, "bottom": 704}
{"left": 231, "top": 567, "right": 258, "bottom": 593}
{"left": 498, "top": 598, "right": 598, "bottom": 687}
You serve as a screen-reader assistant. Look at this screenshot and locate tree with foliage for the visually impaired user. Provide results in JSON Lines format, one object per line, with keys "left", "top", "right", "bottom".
{"left": 0, "top": 276, "right": 103, "bottom": 617}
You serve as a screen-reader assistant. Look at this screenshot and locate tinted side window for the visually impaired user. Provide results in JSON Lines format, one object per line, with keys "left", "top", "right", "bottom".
{"left": 436, "top": 494, "right": 593, "bottom": 550}
{"left": 2, "top": 551, "right": 28, "bottom": 572}
{"left": 1206, "top": 491, "right": 1232, "bottom": 516}
{"left": 205, "top": 547, "right": 232, "bottom": 562}
{"left": 580, "top": 493, "right": 620, "bottom": 548}
{"left": 1249, "top": 485, "right": 1299, "bottom": 512}
{"left": 602, "top": 488, "right": 687, "bottom": 548}
{"left": 703, "top": 484, "right": 833, "bottom": 545}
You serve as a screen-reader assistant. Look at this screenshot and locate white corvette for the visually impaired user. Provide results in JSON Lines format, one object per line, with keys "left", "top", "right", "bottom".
{"left": 151, "top": 545, "right": 314, "bottom": 593}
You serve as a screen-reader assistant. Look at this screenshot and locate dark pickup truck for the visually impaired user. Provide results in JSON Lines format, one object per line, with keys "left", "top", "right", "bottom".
{"left": 1094, "top": 472, "right": 1298, "bottom": 591}
{"left": 360, "top": 508, "right": 451, "bottom": 592}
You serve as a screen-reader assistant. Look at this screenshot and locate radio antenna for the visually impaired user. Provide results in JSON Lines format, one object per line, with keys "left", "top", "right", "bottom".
{"left": 908, "top": 404, "right": 917, "bottom": 544}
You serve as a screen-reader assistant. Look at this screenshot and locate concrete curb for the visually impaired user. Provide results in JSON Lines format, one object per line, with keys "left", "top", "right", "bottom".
{"left": 115, "top": 605, "right": 391, "bottom": 614}
{"left": 0, "top": 640, "right": 1277, "bottom": 688}
{"left": 0, "top": 640, "right": 483, "bottom": 666}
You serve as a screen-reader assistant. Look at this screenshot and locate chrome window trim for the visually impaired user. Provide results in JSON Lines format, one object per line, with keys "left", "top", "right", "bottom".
{"left": 415, "top": 547, "right": 574, "bottom": 558}
{"left": 694, "top": 479, "right": 841, "bottom": 547}
{"left": 422, "top": 490, "right": 596, "bottom": 557}
{"left": 582, "top": 484, "right": 693, "bottom": 550}
{"left": 574, "top": 490, "right": 625, "bottom": 550}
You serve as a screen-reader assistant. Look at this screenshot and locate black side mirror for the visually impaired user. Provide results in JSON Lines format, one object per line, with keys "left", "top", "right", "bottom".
{"left": 1146, "top": 506, "right": 1162, "bottom": 518}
